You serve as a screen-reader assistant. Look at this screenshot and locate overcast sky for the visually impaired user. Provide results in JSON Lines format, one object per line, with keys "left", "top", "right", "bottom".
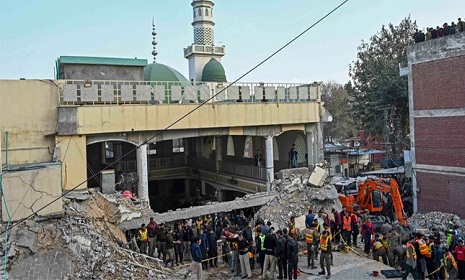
{"left": 1, "top": 0, "right": 463, "bottom": 84}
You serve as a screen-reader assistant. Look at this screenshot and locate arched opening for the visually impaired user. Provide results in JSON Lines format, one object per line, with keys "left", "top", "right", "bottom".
{"left": 198, "top": 8, "right": 202, "bottom": 17}
{"left": 205, "top": 8, "right": 209, "bottom": 16}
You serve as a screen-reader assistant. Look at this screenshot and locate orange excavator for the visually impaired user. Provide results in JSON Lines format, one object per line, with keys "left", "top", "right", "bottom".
{"left": 338, "top": 178, "right": 409, "bottom": 226}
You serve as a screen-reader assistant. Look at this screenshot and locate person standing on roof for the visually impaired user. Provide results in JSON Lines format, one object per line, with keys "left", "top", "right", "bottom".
{"left": 288, "top": 144, "right": 298, "bottom": 168}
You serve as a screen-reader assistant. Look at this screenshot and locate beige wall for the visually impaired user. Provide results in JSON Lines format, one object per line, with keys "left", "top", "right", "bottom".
{"left": 74, "top": 102, "right": 320, "bottom": 135}
{"left": 0, "top": 80, "right": 59, "bottom": 165}
{"left": 2, "top": 164, "right": 63, "bottom": 222}
{"left": 56, "top": 135, "right": 87, "bottom": 190}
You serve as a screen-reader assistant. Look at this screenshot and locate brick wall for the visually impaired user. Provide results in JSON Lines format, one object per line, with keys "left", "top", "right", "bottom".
{"left": 412, "top": 55, "right": 465, "bottom": 110}
{"left": 416, "top": 171, "right": 465, "bottom": 217}
{"left": 414, "top": 117, "right": 465, "bottom": 167}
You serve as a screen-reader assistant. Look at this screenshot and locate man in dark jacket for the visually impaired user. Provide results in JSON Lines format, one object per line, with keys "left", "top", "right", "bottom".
{"left": 174, "top": 223, "right": 184, "bottom": 265}
{"left": 199, "top": 229, "right": 208, "bottom": 270}
{"left": 287, "top": 234, "right": 299, "bottom": 280}
{"left": 276, "top": 230, "right": 288, "bottom": 280}
{"left": 226, "top": 233, "right": 252, "bottom": 278}
{"left": 262, "top": 227, "right": 277, "bottom": 279}
{"left": 182, "top": 222, "right": 193, "bottom": 261}
{"left": 157, "top": 223, "right": 168, "bottom": 261}
{"left": 184, "top": 236, "right": 202, "bottom": 280}
{"left": 207, "top": 228, "right": 218, "bottom": 268}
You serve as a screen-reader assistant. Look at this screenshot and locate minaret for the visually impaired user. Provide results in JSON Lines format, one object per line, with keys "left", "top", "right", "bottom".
{"left": 151, "top": 18, "right": 158, "bottom": 63}
{"left": 184, "top": 0, "right": 225, "bottom": 82}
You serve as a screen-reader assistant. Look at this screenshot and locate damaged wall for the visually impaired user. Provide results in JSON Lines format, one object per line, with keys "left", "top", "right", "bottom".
{"left": 2, "top": 163, "right": 63, "bottom": 222}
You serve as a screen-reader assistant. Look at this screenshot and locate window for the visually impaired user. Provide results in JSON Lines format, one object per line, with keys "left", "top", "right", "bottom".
{"left": 148, "top": 142, "right": 157, "bottom": 155}
{"left": 105, "top": 142, "right": 114, "bottom": 159}
{"left": 173, "top": 139, "right": 184, "bottom": 153}
{"left": 205, "top": 8, "right": 209, "bottom": 16}
{"left": 243, "top": 136, "right": 253, "bottom": 158}
{"left": 198, "top": 8, "right": 202, "bottom": 17}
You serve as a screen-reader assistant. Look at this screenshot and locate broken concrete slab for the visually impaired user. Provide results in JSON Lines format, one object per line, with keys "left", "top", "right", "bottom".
{"left": 16, "top": 230, "right": 35, "bottom": 250}
{"left": 308, "top": 165, "right": 328, "bottom": 187}
{"left": 275, "top": 167, "right": 311, "bottom": 180}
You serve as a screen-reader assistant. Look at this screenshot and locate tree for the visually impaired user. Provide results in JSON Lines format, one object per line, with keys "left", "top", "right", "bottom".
{"left": 348, "top": 16, "right": 416, "bottom": 155}
{"left": 321, "top": 81, "right": 357, "bottom": 143}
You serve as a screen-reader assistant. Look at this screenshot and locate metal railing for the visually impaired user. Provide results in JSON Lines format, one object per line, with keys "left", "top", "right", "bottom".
{"left": 149, "top": 156, "right": 267, "bottom": 181}
{"left": 59, "top": 80, "right": 321, "bottom": 106}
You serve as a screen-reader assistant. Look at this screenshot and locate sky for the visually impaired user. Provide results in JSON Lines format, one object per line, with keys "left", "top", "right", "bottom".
{"left": 1, "top": 0, "right": 463, "bottom": 84}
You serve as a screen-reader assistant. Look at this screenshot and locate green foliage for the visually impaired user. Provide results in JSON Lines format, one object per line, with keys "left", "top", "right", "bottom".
{"left": 348, "top": 16, "right": 416, "bottom": 149}
{"left": 321, "top": 81, "right": 357, "bottom": 143}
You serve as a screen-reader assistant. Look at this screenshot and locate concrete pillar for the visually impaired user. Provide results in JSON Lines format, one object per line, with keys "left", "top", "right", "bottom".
{"left": 306, "top": 132, "right": 315, "bottom": 169}
{"left": 316, "top": 119, "right": 324, "bottom": 164}
{"left": 265, "top": 136, "right": 274, "bottom": 192}
{"left": 136, "top": 144, "right": 149, "bottom": 205}
{"left": 216, "top": 189, "right": 224, "bottom": 202}
{"left": 185, "top": 178, "right": 191, "bottom": 197}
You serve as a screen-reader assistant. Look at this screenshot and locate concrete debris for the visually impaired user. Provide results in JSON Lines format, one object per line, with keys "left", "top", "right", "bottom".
{"left": 255, "top": 167, "right": 342, "bottom": 228}
{"left": 408, "top": 211, "right": 465, "bottom": 239}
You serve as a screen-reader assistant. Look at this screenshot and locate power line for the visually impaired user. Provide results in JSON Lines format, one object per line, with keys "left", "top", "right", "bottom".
{"left": 0, "top": 0, "right": 350, "bottom": 235}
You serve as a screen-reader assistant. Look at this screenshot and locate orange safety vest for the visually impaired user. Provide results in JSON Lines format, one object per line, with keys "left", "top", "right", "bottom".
{"left": 248, "top": 252, "right": 254, "bottom": 259}
{"left": 425, "top": 243, "right": 433, "bottom": 258}
{"left": 320, "top": 236, "right": 331, "bottom": 252}
{"left": 374, "top": 241, "right": 384, "bottom": 251}
{"left": 139, "top": 228, "right": 148, "bottom": 241}
{"left": 289, "top": 222, "right": 296, "bottom": 235}
{"left": 342, "top": 216, "right": 352, "bottom": 231}
{"left": 305, "top": 229, "right": 315, "bottom": 244}
{"left": 406, "top": 242, "right": 417, "bottom": 260}
{"left": 232, "top": 242, "right": 238, "bottom": 250}
{"left": 445, "top": 252, "right": 458, "bottom": 269}
{"left": 417, "top": 238, "right": 428, "bottom": 255}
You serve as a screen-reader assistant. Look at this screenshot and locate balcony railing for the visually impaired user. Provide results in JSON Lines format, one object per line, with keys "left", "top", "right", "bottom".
{"left": 184, "top": 44, "right": 225, "bottom": 57}
{"left": 149, "top": 156, "right": 267, "bottom": 182}
{"left": 59, "top": 80, "right": 320, "bottom": 106}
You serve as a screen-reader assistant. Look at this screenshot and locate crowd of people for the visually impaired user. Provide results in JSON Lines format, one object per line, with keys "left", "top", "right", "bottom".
{"left": 126, "top": 207, "right": 464, "bottom": 280}
{"left": 413, "top": 18, "right": 465, "bottom": 43}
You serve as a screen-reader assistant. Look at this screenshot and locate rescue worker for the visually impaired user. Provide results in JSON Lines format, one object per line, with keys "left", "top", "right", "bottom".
{"left": 287, "top": 234, "right": 299, "bottom": 280}
{"left": 195, "top": 217, "right": 203, "bottom": 231}
{"left": 138, "top": 224, "right": 149, "bottom": 254}
{"left": 446, "top": 221, "right": 455, "bottom": 251}
{"left": 444, "top": 247, "right": 458, "bottom": 279}
{"left": 415, "top": 232, "right": 429, "bottom": 279}
{"left": 288, "top": 216, "right": 297, "bottom": 236}
{"left": 341, "top": 211, "right": 352, "bottom": 246}
{"left": 425, "top": 236, "right": 434, "bottom": 279}
{"left": 318, "top": 230, "right": 332, "bottom": 279}
{"left": 372, "top": 234, "right": 388, "bottom": 265}
{"left": 402, "top": 234, "right": 418, "bottom": 280}
{"left": 302, "top": 222, "right": 319, "bottom": 269}
{"left": 256, "top": 230, "right": 266, "bottom": 275}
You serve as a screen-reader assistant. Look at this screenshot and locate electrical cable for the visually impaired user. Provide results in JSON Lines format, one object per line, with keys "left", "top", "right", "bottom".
{"left": 0, "top": 0, "right": 350, "bottom": 235}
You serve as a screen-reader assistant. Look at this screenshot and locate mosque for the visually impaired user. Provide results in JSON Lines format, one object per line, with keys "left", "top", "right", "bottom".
{"left": 0, "top": 0, "right": 330, "bottom": 220}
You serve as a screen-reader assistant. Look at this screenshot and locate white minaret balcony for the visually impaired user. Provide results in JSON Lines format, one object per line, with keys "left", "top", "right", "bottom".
{"left": 184, "top": 44, "right": 225, "bottom": 59}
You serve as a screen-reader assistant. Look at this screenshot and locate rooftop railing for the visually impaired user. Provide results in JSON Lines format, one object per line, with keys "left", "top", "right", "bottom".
{"left": 60, "top": 80, "right": 321, "bottom": 106}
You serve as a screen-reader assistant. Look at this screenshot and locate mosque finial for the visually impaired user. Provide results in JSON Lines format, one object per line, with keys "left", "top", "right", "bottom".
{"left": 151, "top": 17, "right": 158, "bottom": 63}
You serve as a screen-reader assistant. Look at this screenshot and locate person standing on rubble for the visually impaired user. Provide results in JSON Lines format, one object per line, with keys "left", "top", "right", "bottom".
{"left": 414, "top": 232, "right": 429, "bottom": 279}
{"left": 184, "top": 236, "right": 202, "bottom": 280}
{"left": 288, "top": 216, "right": 297, "bottom": 236}
{"left": 388, "top": 229, "right": 401, "bottom": 267}
{"left": 425, "top": 236, "right": 434, "bottom": 279}
{"left": 287, "top": 233, "right": 299, "bottom": 280}
{"left": 444, "top": 247, "right": 458, "bottom": 279}
{"left": 147, "top": 217, "right": 158, "bottom": 257}
{"left": 372, "top": 234, "right": 388, "bottom": 265}
{"left": 227, "top": 233, "right": 252, "bottom": 279}
{"left": 318, "top": 230, "right": 332, "bottom": 279}
{"left": 174, "top": 223, "right": 184, "bottom": 266}
{"left": 402, "top": 234, "right": 419, "bottom": 280}
{"left": 199, "top": 228, "right": 209, "bottom": 270}
{"left": 138, "top": 224, "right": 149, "bottom": 255}
{"left": 288, "top": 144, "right": 298, "bottom": 168}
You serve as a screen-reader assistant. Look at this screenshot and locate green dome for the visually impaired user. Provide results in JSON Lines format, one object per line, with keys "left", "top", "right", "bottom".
{"left": 201, "top": 58, "right": 227, "bottom": 82}
{"left": 144, "top": 62, "right": 188, "bottom": 83}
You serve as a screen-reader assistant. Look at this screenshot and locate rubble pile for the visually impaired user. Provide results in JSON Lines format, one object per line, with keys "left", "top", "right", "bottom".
{"left": 408, "top": 211, "right": 464, "bottom": 236}
{"left": 2, "top": 192, "right": 178, "bottom": 280}
{"left": 254, "top": 167, "right": 342, "bottom": 228}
